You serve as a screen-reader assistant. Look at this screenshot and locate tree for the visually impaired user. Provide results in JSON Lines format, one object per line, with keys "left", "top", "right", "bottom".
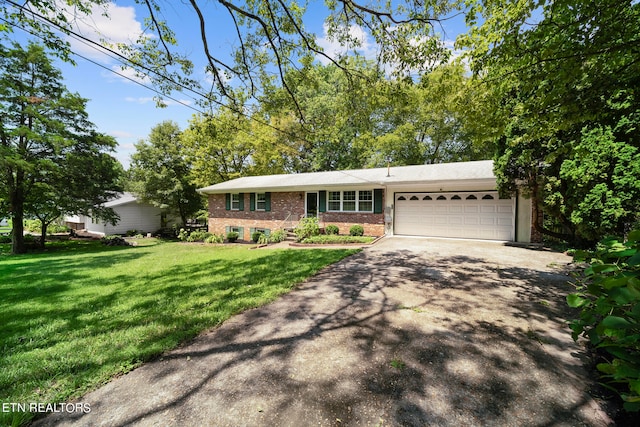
{"left": 180, "top": 112, "right": 255, "bottom": 188}
{"left": 262, "top": 57, "right": 381, "bottom": 171}
{"left": 128, "top": 121, "right": 202, "bottom": 226}
{"left": 459, "top": 0, "right": 640, "bottom": 245}
{"left": 0, "top": 40, "right": 122, "bottom": 253}
{"left": 1, "top": 1, "right": 459, "bottom": 110}
{"left": 356, "top": 61, "right": 495, "bottom": 167}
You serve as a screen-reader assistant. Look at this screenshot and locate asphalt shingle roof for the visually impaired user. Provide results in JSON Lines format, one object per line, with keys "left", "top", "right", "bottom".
{"left": 197, "top": 160, "right": 495, "bottom": 194}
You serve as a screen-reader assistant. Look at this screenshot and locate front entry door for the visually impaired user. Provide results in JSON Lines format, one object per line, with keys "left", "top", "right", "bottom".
{"left": 306, "top": 192, "right": 318, "bottom": 217}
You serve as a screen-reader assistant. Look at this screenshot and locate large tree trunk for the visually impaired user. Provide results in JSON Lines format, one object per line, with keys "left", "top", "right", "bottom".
{"left": 10, "top": 205, "right": 25, "bottom": 254}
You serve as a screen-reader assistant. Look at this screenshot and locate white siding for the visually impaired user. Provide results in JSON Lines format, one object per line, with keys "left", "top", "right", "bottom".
{"left": 105, "top": 203, "right": 163, "bottom": 235}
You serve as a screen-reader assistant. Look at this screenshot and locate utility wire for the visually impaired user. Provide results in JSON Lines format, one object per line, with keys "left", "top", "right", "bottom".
{"left": 1, "top": 0, "right": 313, "bottom": 142}
{"left": 0, "top": 15, "right": 205, "bottom": 114}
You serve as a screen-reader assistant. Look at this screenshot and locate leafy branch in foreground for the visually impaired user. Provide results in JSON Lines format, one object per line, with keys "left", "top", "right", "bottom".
{"left": 568, "top": 230, "right": 640, "bottom": 412}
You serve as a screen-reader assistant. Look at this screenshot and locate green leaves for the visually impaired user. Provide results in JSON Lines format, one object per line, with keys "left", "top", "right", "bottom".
{"left": 568, "top": 229, "right": 640, "bottom": 412}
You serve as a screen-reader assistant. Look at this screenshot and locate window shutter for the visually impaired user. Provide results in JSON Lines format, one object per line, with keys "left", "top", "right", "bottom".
{"left": 225, "top": 226, "right": 230, "bottom": 234}
{"left": 319, "top": 190, "right": 326, "bottom": 213}
{"left": 238, "top": 193, "right": 245, "bottom": 211}
{"left": 374, "top": 189, "right": 383, "bottom": 213}
{"left": 250, "top": 193, "right": 256, "bottom": 211}
{"left": 225, "top": 193, "right": 231, "bottom": 210}
{"left": 238, "top": 226, "right": 244, "bottom": 239}
{"left": 265, "top": 192, "right": 271, "bottom": 211}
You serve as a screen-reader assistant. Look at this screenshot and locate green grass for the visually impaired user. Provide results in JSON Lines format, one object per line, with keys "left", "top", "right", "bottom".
{"left": 0, "top": 239, "right": 358, "bottom": 426}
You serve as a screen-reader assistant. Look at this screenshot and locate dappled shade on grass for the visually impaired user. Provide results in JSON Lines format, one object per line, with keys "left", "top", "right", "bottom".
{"left": 0, "top": 239, "right": 357, "bottom": 425}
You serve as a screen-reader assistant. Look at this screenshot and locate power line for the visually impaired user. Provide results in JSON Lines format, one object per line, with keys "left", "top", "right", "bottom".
{"left": 0, "top": 15, "right": 205, "bottom": 114}
{"left": 1, "top": 0, "right": 314, "bottom": 143}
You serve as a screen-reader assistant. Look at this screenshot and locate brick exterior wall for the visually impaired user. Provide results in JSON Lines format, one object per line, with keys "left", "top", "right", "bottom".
{"left": 207, "top": 191, "right": 385, "bottom": 240}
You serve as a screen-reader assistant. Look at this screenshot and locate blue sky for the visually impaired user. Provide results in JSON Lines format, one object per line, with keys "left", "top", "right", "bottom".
{"left": 5, "top": 1, "right": 467, "bottom": 168}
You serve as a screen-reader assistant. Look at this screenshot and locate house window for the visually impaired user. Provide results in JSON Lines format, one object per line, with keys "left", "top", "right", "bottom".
{"left": 328, "top": 191, "right": 341, "bottom": 211}
{"left": 327, "top": 190, "right": 374, "bottom": 212}
{"left": 359, "top": 190, "right": 373, "bottom": 211}
{"left": 231, "top": 193, "right": 240, "bottom": 210}
{"left": 256, "top": 193, "right": 266, "bottom": 211}
{"left": 343, "top": 191, "right": 356, "bottom": 211}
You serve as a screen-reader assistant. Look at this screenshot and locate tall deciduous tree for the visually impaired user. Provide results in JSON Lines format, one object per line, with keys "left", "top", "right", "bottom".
{"left": 128, "top": 121, "right": 202, "bottom": 226}
{"left": 1, "top": 1, "right": 458, "bottom": 110}
{"left": 0, "top": 40, "right": 122, "bottom": 253}
{"left": 356, "top": 61, "right": 494, "bottom": 167}
{"left": 459, "top": 0, "right": 640, "bottom": 245}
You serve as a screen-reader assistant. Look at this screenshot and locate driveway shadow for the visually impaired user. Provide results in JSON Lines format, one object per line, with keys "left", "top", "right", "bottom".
{"left": 34, "top": 239, "right": 611, "bottom": 427}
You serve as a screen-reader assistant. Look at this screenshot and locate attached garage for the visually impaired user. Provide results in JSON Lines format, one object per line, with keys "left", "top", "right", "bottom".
{"left": 198, "top": 160, "right": 535, "bottom": 244}
{"left": 394, "top": 191, "right": 515, "bottom": 241}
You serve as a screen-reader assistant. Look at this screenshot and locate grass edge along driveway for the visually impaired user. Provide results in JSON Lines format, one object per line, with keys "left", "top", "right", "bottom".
{"left": 0, "top": 239, "right": 358, "bottom": 426}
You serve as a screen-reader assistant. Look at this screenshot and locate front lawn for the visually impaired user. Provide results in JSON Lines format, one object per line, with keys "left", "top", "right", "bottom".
{"left": 0, "top": 239, "right": 357, "bottom": 426}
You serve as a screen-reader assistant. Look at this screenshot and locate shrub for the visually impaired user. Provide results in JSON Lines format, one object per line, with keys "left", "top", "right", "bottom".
{"left": 125, "top": 229, "right": 140, "bottom": 237}
{"left": 24, "top": 219, "right": 40, "bottom": 233}
{"left": 325, "top": 224, "right": 339, "bottom": 235}
{"left": 0, "top": 235, "right": 11, "bottom": 243}
{"left": 177, "top": 228, "right": 189, "bottom": 241}
{"left": 226, "top": 232, "right": 239, "bottom": 243}
{"left": 186, "top": 231, "right": 212, "bottom": 242}
{"left": 101, "top": 235, "right": 130, "bottom": 246}
{"left": 567, "top": 229, "right": 640, "bottom": 412}
{"left": 257, "top": 234, "right": 269, "bottom": 245}
{"left": 204, "top": 234, "right": 224, "bottom": 244}
{"left": 269, "top": 229, "right": 286, "bottom": 243}
{"left": 349, "top": 224, "right": 364, "bottom": 236}
{"left": 252, "top": 231, "right": 264, "bottom": 243}
{"left": 295, "top": 216, "right": 320, "bottom": 241}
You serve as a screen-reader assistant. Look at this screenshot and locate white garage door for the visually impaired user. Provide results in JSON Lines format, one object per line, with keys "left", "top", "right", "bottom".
{"left": 394, "top": 192, "right": 514, "bottom": 241}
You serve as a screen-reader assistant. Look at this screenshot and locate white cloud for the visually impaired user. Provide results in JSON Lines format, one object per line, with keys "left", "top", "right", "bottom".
{"left": 106, "top": 65, "right": 151, "bottom": 85}
{"left": 315, "top": 23, "right": 378, "bottom": 64}
{"left": 108, "top": 130, "right": 135, "bottom": 139}
{"left": 57, "top": 1, "right": 147, "bottom": 63}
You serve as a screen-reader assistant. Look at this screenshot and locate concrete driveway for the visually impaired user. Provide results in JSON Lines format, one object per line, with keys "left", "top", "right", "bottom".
{"left": 35, "top": 237, "right": 611, "bottom": 426}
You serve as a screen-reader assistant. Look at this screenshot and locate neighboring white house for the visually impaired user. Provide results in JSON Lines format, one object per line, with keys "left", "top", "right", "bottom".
{"left": 65, "top": 193, "right": 171, "bottom": 236}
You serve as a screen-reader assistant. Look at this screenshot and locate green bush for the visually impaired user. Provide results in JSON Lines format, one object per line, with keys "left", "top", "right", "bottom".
{"left": 177, "top": 228, "right": 189, "bottom": 241}
{"left": 252, "top": 231, "right": 264, "bottom": 243}
{"left": 325, "top": 224, "right": 339, "bottom": 235}
{"left": 125, "top": 229, "right": 140, "bottom": 237}
{"left": 257, "top": 234, "right": 269, "bottom": 245}
{"left": 295, "top": 217, "right": 320, "bottom": 241}
{"left": 0, "top": 235, "right": 11, "bottom": 243}
{"left": 567, "top": 229, "right": 640, "bottom": 412}
{"left": 101, "top": 235, "right": 130, "bottom": 246}
{"left": 186, "top": 231, "right": 212, "bottom": 242}
{"left": 349, "top": 224, "right": 364, "bottom": 236}
{"left": 269, "top": 229, "right": 286, "bottom": 243}
{"left": 23, "top": 220, "right": 69, "bottom": 234}
{"left": 24, "top": 219, "right": 40, "bottom": 233}
{"left": 226, "top": 232, "right": 239, "bottom": 242}
{"left": 204, "top": 234, "right": 224, "bottom": 244}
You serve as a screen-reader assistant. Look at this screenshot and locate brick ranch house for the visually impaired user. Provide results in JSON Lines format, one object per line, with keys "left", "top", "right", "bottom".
{"left": 197, "top": 160, "right": 538, "bottom": 243}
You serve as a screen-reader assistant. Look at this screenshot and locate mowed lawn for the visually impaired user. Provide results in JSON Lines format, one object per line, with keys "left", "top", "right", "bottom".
{"left": 0, "top": 239, "right": 357, "bottom": 425}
